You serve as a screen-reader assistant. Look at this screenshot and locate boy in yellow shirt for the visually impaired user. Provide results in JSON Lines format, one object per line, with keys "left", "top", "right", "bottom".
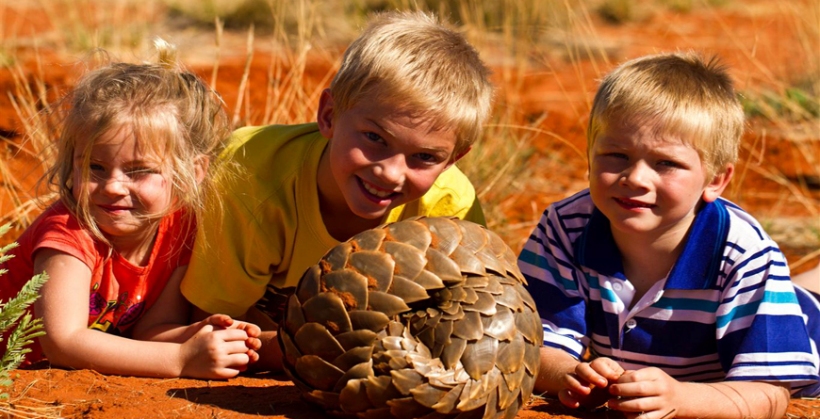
{"left": 180, "top": 11, "right": 493, "bottom": 371}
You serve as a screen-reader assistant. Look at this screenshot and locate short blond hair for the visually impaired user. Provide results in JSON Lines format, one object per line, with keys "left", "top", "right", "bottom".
{"left": 587, "top": 52, "right": 744, "bottom": 178}
{"left": 46, "top": 40, "right": 230, "bottom": 244}
{"left": 330, "top": 11, "right": 493, "bottom": 155}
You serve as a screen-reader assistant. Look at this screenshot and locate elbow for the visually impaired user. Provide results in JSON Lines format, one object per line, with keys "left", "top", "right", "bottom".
{"left": 38, "top": 329, "right": 88, "bottom": 369}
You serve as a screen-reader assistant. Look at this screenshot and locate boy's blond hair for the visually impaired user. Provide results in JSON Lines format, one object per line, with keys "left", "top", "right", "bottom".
{"left": 587, "top": 52, "right": 744, "bottom": 178}
{"left": 46, "top": 40, "right": 230, "bottom": 244}
{"left": 330, "top": 11, "right": 493, "bottom": 155}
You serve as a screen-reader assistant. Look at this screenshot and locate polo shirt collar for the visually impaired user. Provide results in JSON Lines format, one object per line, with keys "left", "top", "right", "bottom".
{"left": 574, "top": 199, "right": 730, "bottom": 290}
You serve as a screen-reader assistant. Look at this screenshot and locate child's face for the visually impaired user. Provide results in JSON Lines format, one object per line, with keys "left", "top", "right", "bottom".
{"left": 72, "top": 126, "right": 173, "bottom": 244}
{"left": 316, "top": 89, "right": 458, "bottom": 222}
{"left": 588, "top": 119, "right": 731, "bottom": 241}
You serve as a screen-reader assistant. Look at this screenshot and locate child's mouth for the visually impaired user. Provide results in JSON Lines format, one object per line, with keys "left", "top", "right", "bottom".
{"left": 614, "top": 197, "right": 654, "bottom": 210}
{"left": 98, "top": 204, "right": 132, "bottom": 213}
{"left": 359, "top": 178, "right": 396, "bottom": 201}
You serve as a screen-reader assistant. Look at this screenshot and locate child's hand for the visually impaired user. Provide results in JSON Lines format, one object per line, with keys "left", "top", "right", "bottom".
{"left": 202, "top": 314, "right": 262, "bottom": 361}
{"left": 559, "top": 357, "right": 625, "bottom": 409}
{"left": 178, "top": 322, "right": 256, "bottom": 379}
{"left": 607, "top": 367, "right": 683, "bottom": 419}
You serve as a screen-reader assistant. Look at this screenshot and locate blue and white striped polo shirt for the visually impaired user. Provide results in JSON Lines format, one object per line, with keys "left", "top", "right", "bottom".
{"left": 518, "top": 189, "right": 820, "bottom": 395}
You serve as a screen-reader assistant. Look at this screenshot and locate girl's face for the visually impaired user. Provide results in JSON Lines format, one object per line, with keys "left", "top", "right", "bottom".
{"left": 72, "top": 126, "right": 173, "bottom": 247}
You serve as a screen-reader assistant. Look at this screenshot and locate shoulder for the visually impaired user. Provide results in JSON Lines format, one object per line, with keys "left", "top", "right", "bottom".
{"left": 540, "top": 189, "right": 595, "bottom": 233}
{"left": 551, "top": 189, "right": 595, "bottom": 216}
{"left": 520, "top": 190, "right": 594, "bottom": 259}
{"left": 433, "top": 164, "right": 474, "bottom": 189}
{"left": 223, "top": 123, "right": 324, "bottom": 165}
{"left": 26, "top": 202, "right": 90, "bottom": 243}
{"left": 720, "top": 198, "right": 780, "bottom": 254}
{"left": 714, "top": 198, "right": 788, "bottom": 287}
{"left": 18, "top": 201, "right": 102, "bottom": 266}
{"left": 415, "top": 165, "right": 477, "bottom": 213}
{"left": 422, "top": 165, "right": 476, "bottom": 203}
{"left": 216, "top": 123, "right": 325, "bottom": 204}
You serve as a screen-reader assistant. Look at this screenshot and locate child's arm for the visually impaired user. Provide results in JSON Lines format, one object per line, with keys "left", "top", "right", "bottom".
{"left": 131, "top": 266, "right": 261, "bottom": 350}
{"left": 608, "top": 367, "right": 790, "bottom": 419}
{"left": 33, "top": 249, "right": 255, "bottom": 379}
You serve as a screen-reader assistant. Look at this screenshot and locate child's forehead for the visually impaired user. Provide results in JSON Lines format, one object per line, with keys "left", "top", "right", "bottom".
{"left": 352, "top": 96, "right": 453, "bottom": 134}
{"left": 76, "top": 123, "right": 169, "bottom": 160}
{"left": 603, "top": 114, "right": 699, "bottom": 144}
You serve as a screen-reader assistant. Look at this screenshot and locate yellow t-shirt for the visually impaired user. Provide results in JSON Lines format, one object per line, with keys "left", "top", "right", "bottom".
{"left": 181, "top": 123, "right": 484, "bottom": 318}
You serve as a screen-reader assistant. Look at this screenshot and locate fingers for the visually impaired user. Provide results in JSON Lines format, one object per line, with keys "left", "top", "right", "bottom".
{"left": 205, "top": 313, "right": 234, "bottom": 328}
{"left": 245, "top": 336, "right": 262, "bottom": 352}
{"left": 234, "top": 321, "right": 262, "bottom": 337}
{"left": 247, "top": 348, "right": 260, "bottom": 364}
{"left": 588, "top": 357, "right": 625, "bottom": 382}
{"left": 575, "top": 362, "right": 609, "bottom": 388}
{"left": 211, "top": 329, "right": 254, "bottom": 347}
{"left": 610, "top": 368, "right": 674, "bottom": 399}
{"left": 558, "top": 389, "right": 582, "bottom": 408}
{"left": 606, "top": 369, "right": 679, "bottom": 419}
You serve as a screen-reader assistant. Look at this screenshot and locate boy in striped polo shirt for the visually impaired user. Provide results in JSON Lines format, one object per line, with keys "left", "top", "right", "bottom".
{"left": 518, "top": 52, "right": 820, "bottom": 419}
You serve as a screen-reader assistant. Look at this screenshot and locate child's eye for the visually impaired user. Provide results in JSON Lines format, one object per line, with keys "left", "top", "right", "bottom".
{"left": 414, "top": 153, "right": 437, "bottom": 163}
{"left": 604, "top": 152, "right": 628, "bottom": 160}
{"left": 364, "top": 132, "right": 385, "bottom": 144}
{"left": 127, "top": 167, "right": 160, "bottom": 177}
{"left": 657, "top": 160, "right": 681, "bottom": 168}
{"left": 90, "top": 163, "right": 105, "bottom": 172}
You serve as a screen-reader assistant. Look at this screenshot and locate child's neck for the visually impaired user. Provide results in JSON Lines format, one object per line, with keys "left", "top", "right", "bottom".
{"left": 109, "top": 227, "right": 159, "bottom": 266}
{"left": 320, "top": 203, "right": 383, "bottom": 243}
{"left": 613, "top": 227, "right": 689, "bottom": 306}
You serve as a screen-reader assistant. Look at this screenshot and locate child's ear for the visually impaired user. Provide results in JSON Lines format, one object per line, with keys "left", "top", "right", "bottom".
{"left": 317, "top": 88, "right": 335, "bottom": 139}
{"left": 702, "top": 163, "right": 734, "bottom": 203}
{"left": 194, "top": 155, "right": 210, "bottom": 184}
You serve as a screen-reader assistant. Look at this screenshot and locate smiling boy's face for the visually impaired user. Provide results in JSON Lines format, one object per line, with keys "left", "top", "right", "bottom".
{"left": 588, "top": 117, "right": 733, "bottom": 244}
{"left": 316, "top": 89, "right": 458, "bottom": 228}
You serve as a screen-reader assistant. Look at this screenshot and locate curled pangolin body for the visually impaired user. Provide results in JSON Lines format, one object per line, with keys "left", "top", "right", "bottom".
{"left": 279, "top": 217, "right": 543, "bottom": 419}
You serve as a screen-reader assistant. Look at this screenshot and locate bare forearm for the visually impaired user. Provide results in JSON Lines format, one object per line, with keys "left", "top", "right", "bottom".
{"left": 132, "top": 322, "right": 199, "bottom": 343}
{"left": 42, "top": 329, "right": 187, "bottom": 377}
{"left": 534, "top": 346, "right": 581, "bottom": 395}
{"left": 674, "top": 381, "right": 789, "bottom": 419}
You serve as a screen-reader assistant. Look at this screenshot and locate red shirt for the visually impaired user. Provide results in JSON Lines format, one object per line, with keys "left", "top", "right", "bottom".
{"left": 1, "top": 201, "right": 194, "bottom": 365}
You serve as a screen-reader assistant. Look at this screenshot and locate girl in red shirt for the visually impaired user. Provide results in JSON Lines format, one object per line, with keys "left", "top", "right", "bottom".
{"left": 1, "top": 40, "right": 260, "bottom": 378}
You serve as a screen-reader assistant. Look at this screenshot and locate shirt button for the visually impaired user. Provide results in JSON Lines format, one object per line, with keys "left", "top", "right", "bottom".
{"left": 626, "top": 319, "right": 637, "bottom": 329}
{"left": 612, "top": 282, "right": 623, "bottom": 291}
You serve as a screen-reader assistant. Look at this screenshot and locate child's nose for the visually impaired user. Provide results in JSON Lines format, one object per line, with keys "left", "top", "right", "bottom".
{"left": 620, "top": 161, "right": 652, "bottom": 188}
{"left": 100, "top": 173, "right": 129, "bottom": 196}
{"left": 376, "top": 154, "right": 406, "bottom": 184}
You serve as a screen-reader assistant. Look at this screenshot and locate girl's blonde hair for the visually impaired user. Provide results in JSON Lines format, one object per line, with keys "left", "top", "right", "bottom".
{"left": 46, "top": 39, "right": 231, "bottom": 244}
{"left": 330, "top": 11, "right": 494, "bottom": 155}
{"left": 587, "top": 52, "right": 744, "bottom": 179}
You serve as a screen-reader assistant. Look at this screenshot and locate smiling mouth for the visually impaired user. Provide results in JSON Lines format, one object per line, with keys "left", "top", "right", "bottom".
{"left": 614, "top": 197, "right": 654, "bottom": 209}
{"left": 360, "top": 178, "right": 396, "bottom": 199}
{"left": 98, "top": 204, "right": 133, "bottom": 212}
